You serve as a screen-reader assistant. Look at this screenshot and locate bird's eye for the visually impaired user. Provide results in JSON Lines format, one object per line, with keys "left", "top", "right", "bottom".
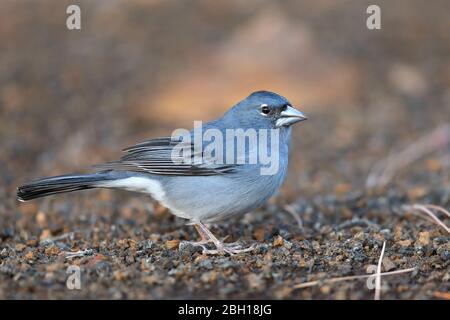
{"left": 260, "top": 105, "right": 271, "bottom": 115}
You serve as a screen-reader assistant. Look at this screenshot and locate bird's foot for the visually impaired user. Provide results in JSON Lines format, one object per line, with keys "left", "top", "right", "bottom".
{"left": 181, "top": 240, "right": 255, "bottom": 255}
{"left": 183, "top": 222, "right": 255, "bottom": 255}
{"left": 213, "top": 242, "right": 256, "bottom": 255}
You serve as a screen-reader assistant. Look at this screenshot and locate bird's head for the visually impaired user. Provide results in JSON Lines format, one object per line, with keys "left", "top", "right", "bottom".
{"left": 225, "top": 91, "right": 307, "bottom": 129}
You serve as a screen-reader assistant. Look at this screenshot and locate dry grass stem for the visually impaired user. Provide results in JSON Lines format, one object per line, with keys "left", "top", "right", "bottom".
{"left": 283, "top": 204, "right": 304, "bottom": 229}
{"left": 374, "top": 241, "right": 386, "bottom": 300}
{"left": 293, "top": 267, "right": 415, "bottom": 290}
{"left": 403, "top": 204, "right": 450, "bottom": 234}
{"left": 366, "top": 123, "right": 450, "bottom": 188}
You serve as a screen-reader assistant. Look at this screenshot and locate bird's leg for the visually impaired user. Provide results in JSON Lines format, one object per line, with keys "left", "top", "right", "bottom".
{"left": 192, "top": 224, "right": 210, "bottom": 244}
{"left": 183, "top": 222, "right": 255, "bottom": 255}
{"left": 179, "top": 222, "right": 214, "bottom": 250}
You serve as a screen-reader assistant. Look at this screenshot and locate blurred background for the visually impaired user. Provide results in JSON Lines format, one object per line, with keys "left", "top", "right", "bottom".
{"left": 1, "top": 0, "right": 449, "bottom": 197}
{"left": 0, "top": 0, "right": 449, "bottom": 299}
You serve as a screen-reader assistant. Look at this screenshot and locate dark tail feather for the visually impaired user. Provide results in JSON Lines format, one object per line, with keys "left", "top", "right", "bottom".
{"left": 17, "top": 173, "right": 111, "bottom": 202}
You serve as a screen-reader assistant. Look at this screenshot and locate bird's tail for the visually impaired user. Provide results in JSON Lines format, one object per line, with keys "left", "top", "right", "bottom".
{"left": 17, "top": 173, "right": 113, "bottom": 202}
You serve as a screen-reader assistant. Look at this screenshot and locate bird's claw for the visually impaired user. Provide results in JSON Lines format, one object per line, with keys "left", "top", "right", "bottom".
{"left": 180, "top": 240, "right": 255, "bottom": 255}
{"left": 219, "top": 242, "right": 256, "bottom": 255}
{"left": 185, "top": 222, "right": 256, "bottom": 255}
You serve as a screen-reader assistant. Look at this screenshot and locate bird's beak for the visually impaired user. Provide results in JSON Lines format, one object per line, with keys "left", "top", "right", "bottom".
{"left": 276, "top": 105, "right": 308, "bottom": 127}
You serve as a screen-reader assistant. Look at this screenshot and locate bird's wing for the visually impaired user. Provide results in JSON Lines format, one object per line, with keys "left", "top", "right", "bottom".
{"left": 95, "top": 137, "right": 237, "bottom": 176}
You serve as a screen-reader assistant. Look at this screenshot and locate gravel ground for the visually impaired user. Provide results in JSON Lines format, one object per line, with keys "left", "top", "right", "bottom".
{"left": 0, "top": 188, "right": 449, "bottom": 299}
{"left": 0, "top": 0, "right": 449, "bottom": 299}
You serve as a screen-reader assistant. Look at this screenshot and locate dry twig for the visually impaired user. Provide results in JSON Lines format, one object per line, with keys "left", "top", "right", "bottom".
{"left": 402, "top": 204, "right": 450, "bottom": 234}
{"left": 366, "top": 123, "right": 450, "bottom": 188}
{"left": 374, "top": 241, "right": 386, "bottom": 300}
{"left": 293, "top": 267, "right": 415, "bottom": 290}
{"left": 283, "top": 204, "right": 303, "bottom": 229}
{"left": 64, "top": 248, "right": 94, "bottom": 259}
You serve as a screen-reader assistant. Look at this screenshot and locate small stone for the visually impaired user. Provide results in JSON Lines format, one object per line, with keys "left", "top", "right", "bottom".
{"left": 440, "top": 250, "right": 449, "bottom": 261}
{"left": 45, "top": 272, "right": 54, "bottom": 280}
{"left": 417, "top": 232, "right": 430, "bottom": 246}
{"left": 398, "top": 239, "right": 412, "bottom": 247}
{"left": 141, "top": 275, "right": 158, "bottom": 285}
{"left": 339, "top": 263, "right": 352, "bottom": 275}
{"left": 113, "top": 270, "right": 128, "bottom": 281}
{"left": 341, "top": 207, "right": 353, "bottom": 219}
{"left": 433, "top": 291, "right": 450, "bottom": 299}
{"left": 380, "top": 229, "right": 393, "bottom": 240}
{"left": 200, "top": 271, "right": 217, "bottom": 284}
{"left": 334, "top": 183, "right": 350, "bottom": 195}
{"left": 256, "top": 243, "right": 269, "bottom": 254}
{"left": 273, "top": 235, "right": 284, "bottom": 247}
{"left": 149, "top": 234, "right": 161, "bottom": 242}
{"left": 24, "top": 251, "right": 34, "bottom": 260}
{"left": 165, "top": 239, "right": 180, "bottom": 250}
{"left": 117, "top": 239, "right": 129, "bottom": 249}
{"left": 278, "top": 229, "right": 291, "bottom": 239}
{"left": 125, "top": 255, "right": 135, "bottom": 264}
{"left": 442, "top": 272, "right": 450, "bottom": 282}
{"left": 36, "top": 211, "right": 47, "bottom": 228}
{"left": 95, "top": 261, "right": 112, "bottom": 277}
{"left": 93, "top": 253, "right": 107, "bottom": 261}
{"left": 320, "top": 285, "right": 331, "bottom": 295}
{"left": 283, "top": 240, "right": 293, "bottom": 250}
{"left": 178, "top": 241, "right": 194, "bottom": 252}
{"left": 335, "top": 290, "right": 347, "bottom": 300}
{"left": 394, "top": 226, "right": 403, "bottom": 241}
{"left": 253, "top": 227, "right": 266, "bottom": 242}
{"left": 26, "top": 239, "right": 38, "bottom": 247}
{"left": 199, "top": 259, "right": 213, "bottom": 270}
{"left": 354, "top": 232, "right": 365, "bottom": 241}
{"left": 264, "top": 252, "right": 273, "bottom": 263}
{"left": 297, "top": 257, "right": 307, "bottom": 267}
{"left": 137, "top": 240, "right": 154, "bottom": 253}
{"left": 45, "top": 245, "right": 60, "bottom": 256}
{"left": 382, "top": 257, "right": 396, "bottom": 271}
{"left": 407, "top": 187, "right": 427, "bottom": 200}
{"left": 40, "top": 229, "right": 51, "bottom": 241}
{"left": 246, "top": 273, "right": 264, "bottom": 291}
{"left": 274, "top": 287, "right": 292, "bottom": 299}
{"left": 128, "top": 240, "right": 138, "bottom": 251}
{"left": 15, "top": 244, "right": 26, "bottom": 252}
{"left": 373, "top": 233, "right": 385, "bottom": 241}
{"left": 46, "top": 263, "right": 65, "bottom": 272}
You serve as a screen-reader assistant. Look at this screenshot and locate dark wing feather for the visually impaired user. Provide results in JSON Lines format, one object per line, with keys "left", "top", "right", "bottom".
{"left": 96, "top": 137, "right": 236, "bottom": 176}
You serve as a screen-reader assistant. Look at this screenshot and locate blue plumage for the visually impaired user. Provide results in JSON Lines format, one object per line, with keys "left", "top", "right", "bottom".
{"left": 17, "top": 91, "right": 307, "bottom": 254}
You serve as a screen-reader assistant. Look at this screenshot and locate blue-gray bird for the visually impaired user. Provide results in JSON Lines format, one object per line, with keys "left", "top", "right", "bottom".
{"left": 17, "top": 91, "right": 307, "bottom": 254}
